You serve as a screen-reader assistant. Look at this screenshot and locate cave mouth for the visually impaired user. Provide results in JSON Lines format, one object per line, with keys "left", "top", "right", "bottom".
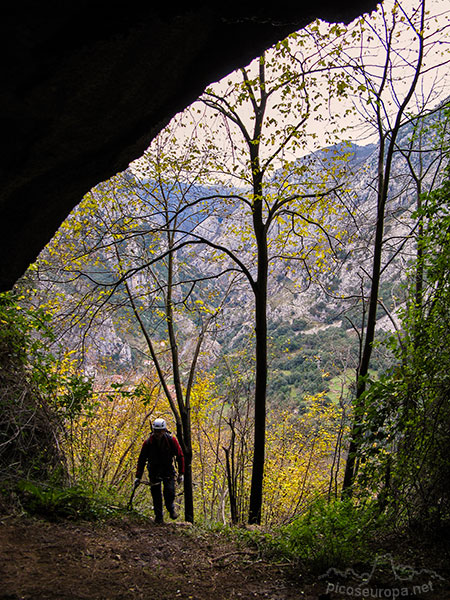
{"left": 0, "top": 2, "right": 378, "bottom": 292}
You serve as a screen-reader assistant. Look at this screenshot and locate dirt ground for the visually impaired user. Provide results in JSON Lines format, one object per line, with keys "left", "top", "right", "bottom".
{"left": 0, "top": 515, "right": 320, "bottom": 600}
{"left": 1, "top": 515, "right": 449, "bottom": 600}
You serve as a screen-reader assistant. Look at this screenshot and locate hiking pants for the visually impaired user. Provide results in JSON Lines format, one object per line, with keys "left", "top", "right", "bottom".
{"left": 150, "top": 477, "right": 175, "bottom": 520}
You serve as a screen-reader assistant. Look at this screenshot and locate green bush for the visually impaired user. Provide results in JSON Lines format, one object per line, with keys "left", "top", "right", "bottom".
{"left": 16, "top": 480, "right": 117, "bottom": 521}
{"left": 272, "top": 497, "right": 384, "bottom": 572}
{"left": 0, "top": 292, "right": 62, "bottom": 480}
{"left": 0, "top": 291, "right": 94, "bottom": 487}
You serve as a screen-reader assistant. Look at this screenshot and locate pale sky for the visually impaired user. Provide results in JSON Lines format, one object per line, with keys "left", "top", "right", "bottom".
{"left": 131, "top": 0, "right": 450, "bottom": 176}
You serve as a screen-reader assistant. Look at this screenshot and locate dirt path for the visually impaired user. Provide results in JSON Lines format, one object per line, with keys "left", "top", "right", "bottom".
{"left": 0, "top": 516, "right": 318, "bottom": 600}
{"left": 2, "top": 516, "right": 449, "bottom": 600}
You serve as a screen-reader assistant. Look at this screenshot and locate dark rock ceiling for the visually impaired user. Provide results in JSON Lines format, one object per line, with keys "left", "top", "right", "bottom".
{"left": 0, "top": 2, "right": 378, "bottom": 291}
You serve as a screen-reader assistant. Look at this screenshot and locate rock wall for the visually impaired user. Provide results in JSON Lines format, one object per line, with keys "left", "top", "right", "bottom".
{"left": 0, "top": 2, "right": 377, "bottom": 291}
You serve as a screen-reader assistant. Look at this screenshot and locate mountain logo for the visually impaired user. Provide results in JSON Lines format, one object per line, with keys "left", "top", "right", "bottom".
{"left": 319, "top": 553, "right": 445, "bottom": 586}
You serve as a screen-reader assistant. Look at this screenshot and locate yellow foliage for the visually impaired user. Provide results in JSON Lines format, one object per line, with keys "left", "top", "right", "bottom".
{"left": 64, "top": 377, "right": 169, "bottom": 495}
{"left": 263, "top": 393, "right": 348, "bottom": 525}
{"left": 190, "top": 373, "right": 231, "bottom": 522}
{"left": 189, "top": 377, "right": 349, "bottom": 526}
{"left": 60, "top": 367, "right": 348, "bottom": 525}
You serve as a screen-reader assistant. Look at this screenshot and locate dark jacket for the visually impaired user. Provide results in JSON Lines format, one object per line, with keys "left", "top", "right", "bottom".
{"left": 136, "top": 432, "right": 184, "bottom": 481}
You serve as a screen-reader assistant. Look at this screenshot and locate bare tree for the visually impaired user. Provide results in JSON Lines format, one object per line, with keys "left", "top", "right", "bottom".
{"left": 337, "top": 0, "right": 450, "bottom": 493}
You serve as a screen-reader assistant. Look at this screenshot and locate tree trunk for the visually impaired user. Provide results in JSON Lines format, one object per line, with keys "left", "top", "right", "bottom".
{"left": 166, "top": 246, "right": 195, "bottom": 523}
{"left": 248, "top": 166, "right": 268, "bottom": 524}
{"left": 248, "top": 278, "right": 268, "bottom": 523}
{"left": 342, "top": 177, "right": 386, "bottom": 494}
{"left": 342, "top": 2, "right": 425, "bottom": 494}
{"left": 224, "top": 446, "right": 238, "bottom": 524}
{"left": 183, "top": 449, "right": 194, "bottom": 523}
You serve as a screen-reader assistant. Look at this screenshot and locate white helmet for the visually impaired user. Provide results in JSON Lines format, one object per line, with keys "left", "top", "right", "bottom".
{"left": 152, "top": 418, "right": 167, "bottom": 431}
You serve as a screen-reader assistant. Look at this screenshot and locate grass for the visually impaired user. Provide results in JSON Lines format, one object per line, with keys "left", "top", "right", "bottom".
{"left": 14, "top": 480, "right": 125, "bottom": 521}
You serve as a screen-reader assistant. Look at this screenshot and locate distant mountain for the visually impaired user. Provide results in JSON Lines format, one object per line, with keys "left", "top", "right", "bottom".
{"left": 37, "top": 104, "right": 449, "bottom": 406}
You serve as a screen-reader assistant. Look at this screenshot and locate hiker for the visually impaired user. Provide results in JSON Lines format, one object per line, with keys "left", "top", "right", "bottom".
{"left": 134, "top": 418, "right": 184, "bottom": 524}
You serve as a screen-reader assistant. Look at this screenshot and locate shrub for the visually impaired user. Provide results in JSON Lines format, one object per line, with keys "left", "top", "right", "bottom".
{"left": 0, "top": 292, "right": 63, "bottom": 481}
{"left": 16, "top": 480, "right": 117, "bottom": 521}
{"left": 273, "top": 497, "right": 384, "bottom": 572}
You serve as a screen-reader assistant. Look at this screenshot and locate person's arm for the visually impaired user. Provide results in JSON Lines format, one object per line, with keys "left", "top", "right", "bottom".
{"left": 135, "top": 440, "right": 148, "bottom": 479}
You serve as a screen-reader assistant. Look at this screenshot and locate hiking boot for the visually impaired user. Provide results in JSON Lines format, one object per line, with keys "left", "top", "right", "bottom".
{"left": 169, "top": 508, "right": 178, "bottom": 520}
{"left": 154, "top": 516, "right": 164, "bottom": 524}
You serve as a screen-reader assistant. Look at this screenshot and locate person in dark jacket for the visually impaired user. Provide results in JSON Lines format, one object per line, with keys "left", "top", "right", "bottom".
{"left": 134, "top": 418, "right": 184, "bottom": 524}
